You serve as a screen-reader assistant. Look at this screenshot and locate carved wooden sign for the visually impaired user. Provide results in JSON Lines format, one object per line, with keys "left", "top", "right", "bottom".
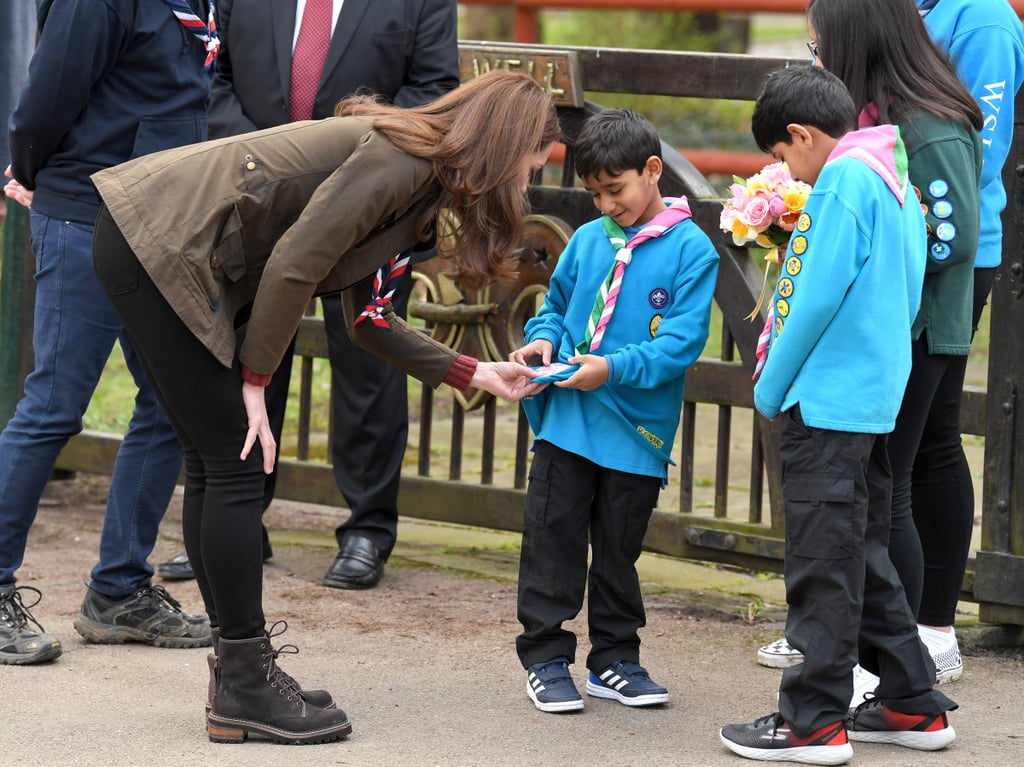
{"left": 459, "top": 43, "right": 584, "bottom": 108}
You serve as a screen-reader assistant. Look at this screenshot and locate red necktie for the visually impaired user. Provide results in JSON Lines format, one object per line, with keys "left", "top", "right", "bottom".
{"left": 289, "top": 0, "right": 332, "bottom": 121}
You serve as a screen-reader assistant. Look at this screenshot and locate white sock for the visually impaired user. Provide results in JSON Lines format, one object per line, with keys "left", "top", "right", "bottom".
{"left": 918, "top": 624, "right": 956, "bottom": 653}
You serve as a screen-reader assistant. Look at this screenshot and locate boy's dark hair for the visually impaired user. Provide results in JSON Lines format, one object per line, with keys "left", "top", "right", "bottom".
{"left": 573, "top": 108, "right": 662, "bottom": 181}
{"left": 751, "top": 66, "right": 857, "bottom": 153}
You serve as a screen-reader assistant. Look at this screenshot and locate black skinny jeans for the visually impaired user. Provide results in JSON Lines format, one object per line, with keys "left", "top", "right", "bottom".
{"left": 93, "top": 206, "right": 267, "bottom": 638}
{"left": 887, "top": 269, "right": 995, "bottom": 626}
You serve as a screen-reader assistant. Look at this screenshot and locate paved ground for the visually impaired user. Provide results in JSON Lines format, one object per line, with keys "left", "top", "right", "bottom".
{"left": 3, "top": 477, "right": 1023, "bottom": 767}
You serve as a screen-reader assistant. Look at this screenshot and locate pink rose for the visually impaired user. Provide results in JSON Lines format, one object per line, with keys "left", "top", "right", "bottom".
{"left": 742, "top": 196, "right": 772, "bottom": 229}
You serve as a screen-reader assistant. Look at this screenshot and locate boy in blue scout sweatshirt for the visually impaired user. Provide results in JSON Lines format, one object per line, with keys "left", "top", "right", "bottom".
{"left": 719, "top": 66, "right": 958, "bottom": 766}
{"left": 508, "top": 108, "right": 719, "bottom": 713}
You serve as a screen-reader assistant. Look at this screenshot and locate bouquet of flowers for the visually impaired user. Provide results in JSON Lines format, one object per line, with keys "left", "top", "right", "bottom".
{"left": 720, "top": 162, "right": 811, "bottom": 320}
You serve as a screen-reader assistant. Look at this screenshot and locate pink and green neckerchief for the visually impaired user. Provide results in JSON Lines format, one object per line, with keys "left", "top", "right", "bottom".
{"left": 576, "top": 197, "right": 692, "bottom": 354}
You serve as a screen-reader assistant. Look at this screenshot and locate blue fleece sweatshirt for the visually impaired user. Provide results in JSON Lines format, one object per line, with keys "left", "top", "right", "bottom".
{"left": 754, "top": 125, "right": 927, "bottom": 433}
{"left": 9, "top": 0, "right": 212, "bottom": 223}
{"left": 918, "top": 0, "right": 1024, "bottom": 268}
{"left": 522, "top": 205, "right": 718, "bottom": 480}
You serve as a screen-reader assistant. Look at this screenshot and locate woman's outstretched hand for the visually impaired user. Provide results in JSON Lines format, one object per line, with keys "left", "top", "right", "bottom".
{"left": 240, "top": 380, "right": 276, "bottom": 474}
{"left": 470, "top": 361, "right": 542, "bottom": 402}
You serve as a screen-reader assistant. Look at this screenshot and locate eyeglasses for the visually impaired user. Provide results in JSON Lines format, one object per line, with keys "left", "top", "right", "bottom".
{"left": 807, "top": 41, "right": 820, "bottom": 61}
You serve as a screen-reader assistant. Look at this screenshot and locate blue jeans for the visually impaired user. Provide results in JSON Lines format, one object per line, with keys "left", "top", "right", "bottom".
{"left": 0, "top": 212, "right": 182, "bottom": 597}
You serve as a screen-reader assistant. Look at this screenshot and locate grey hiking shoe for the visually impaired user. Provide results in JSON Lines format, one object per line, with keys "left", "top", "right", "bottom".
{"left": 73, "top": 582, "right": 211, "bottom": 648}
{"left": 0, "top": 584, "right": 63, "bottom": 665}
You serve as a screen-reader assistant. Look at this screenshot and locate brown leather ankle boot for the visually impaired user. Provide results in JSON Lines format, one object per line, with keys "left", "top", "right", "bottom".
{"left": 208, "top": 633, "right": 351, "bottom": 744}
{"left": 205, "top": 624, "right": 335, "bottom": 725}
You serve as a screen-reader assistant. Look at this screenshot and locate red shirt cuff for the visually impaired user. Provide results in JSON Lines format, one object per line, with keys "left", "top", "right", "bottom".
{"left": 443, "top": 355, "right": 478, "bottom": 391}
{"left": 241, "top": 365, "right": 273, "bottom": 387}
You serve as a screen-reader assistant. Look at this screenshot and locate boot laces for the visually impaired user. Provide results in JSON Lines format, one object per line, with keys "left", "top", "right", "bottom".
{"left": 262, "top": 620, "right": 305, "bottom": 698}
{"left": 0, "top": 585, "right": 47, "bottom": 632}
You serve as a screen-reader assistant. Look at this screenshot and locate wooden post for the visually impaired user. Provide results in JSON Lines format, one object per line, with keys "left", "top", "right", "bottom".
{"left": 976, "top": 90, "right": 1024, "bottom": 624}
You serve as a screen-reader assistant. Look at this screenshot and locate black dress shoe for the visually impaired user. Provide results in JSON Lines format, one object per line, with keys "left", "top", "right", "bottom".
{"left": 157, "top": 550, "right": 195, "bottom": 580}
{"left": 322, "top": 535, "right": 384, "bottom": 590}
{"left": 157, "top": 538, "right": 274, "bottom": 581}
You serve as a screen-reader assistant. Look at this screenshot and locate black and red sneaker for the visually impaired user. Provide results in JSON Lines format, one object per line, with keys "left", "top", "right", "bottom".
{"left": 847, "top": 698, "right": 956, "bottom": 750}
{"left": 720, "top": 712, "right": 852, "bottom": 765}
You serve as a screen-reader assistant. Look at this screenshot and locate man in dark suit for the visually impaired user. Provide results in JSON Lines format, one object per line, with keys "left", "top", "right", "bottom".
{"left": 157, "top": 0, "right": 459, "bottom": 589}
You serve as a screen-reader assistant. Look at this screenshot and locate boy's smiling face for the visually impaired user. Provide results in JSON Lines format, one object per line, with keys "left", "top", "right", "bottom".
{"left": 582, "top": 156, "right": 664, "bottom": 228}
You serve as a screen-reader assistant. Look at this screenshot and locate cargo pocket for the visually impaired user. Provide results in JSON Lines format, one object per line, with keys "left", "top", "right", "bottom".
{"left": 783, "top": 472, "right": 856, "bottom": 559}
{"left": 524, "top": 448, "right": 553, "bottom": 529}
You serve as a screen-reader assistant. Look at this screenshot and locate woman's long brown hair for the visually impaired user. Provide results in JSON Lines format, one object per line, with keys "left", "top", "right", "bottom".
{"left": 335, "top": 70, "right": 562, "bottom": 286}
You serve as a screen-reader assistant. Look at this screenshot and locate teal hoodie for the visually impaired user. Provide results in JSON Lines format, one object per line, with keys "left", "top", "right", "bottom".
{"left": 754, "top": 125, "right": 926, "bottom": 433}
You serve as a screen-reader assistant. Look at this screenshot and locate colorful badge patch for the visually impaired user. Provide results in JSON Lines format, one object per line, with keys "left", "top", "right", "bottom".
{"left": 778, "top": 278, "right": 794, "bottom": 298}
{"left": 776, "top": 298, "right": 790, "bottom": 318}
{"left": 932, "top": 200, "right": 953, "bottom": 219}
{"left": 931, "top": 242, "right": 951, "bottom": 260}
{"left": 790, "top": 236, "right": 808, "bottom": 255}
{"left": 774, "top": 316, "right": 784, "bottom": 334}
{"left": 786, "top": 256, "right": 802, "bottom": 276}
{"left": 796, "top": 213, "right": 812, "bottom": 232}
{"left": 649, "top": 314, "right": 662, "bottom": 338}
{"left": 912, "top": 185, "right": 922, "bottom": 202}
{"left": 935, "top": 222, "right": 956, "bottom": 242}
{"left": 648, "top": 287, "right": 669, "bottom": 309}
{"left": 636, "top": 425, "right": 664, "bottom": 449}
{"left": 929, "top": 179, "right": 949, "bottom": 198}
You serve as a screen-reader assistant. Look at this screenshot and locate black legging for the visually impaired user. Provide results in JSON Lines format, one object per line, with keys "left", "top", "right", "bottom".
{"left": 887, "top": 268, "right": 996, "bottom": 626}
{"left": 92, "top": 206, "right": 267, "bottom": 639}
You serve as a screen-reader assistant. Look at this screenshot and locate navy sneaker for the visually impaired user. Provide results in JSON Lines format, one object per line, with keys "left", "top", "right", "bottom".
{"left": 847, "top": 698, "right": 956, "bottom": 750}
{"left": 720, "top": 712, "right": 852, "bottom": 765}
{"left": 526, "top": 658, "right": 584, "bottom": 713}
{"left": 586, "top": 660, "right": 669, "bottom": 707}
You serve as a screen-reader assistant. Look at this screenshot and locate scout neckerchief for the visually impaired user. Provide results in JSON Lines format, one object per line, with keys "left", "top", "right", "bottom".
{"left": 354, "top": 253, "right": 412, "bottom": 329}
{"left": 576, "top": 197, "right": 692, "bottom": 354}
{"left": 164, "top": 0, "right": 219, "bottom": 69}
{"left": 752, "top": 306, "right": 773, "bottom": 381}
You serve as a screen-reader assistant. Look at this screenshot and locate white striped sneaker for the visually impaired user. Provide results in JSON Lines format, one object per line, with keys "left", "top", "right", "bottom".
{"left": 526, "top": 658, "right": 584, "bottom": 713}
{"left": 586, "top": 660, "right": 669, "bottom": 707}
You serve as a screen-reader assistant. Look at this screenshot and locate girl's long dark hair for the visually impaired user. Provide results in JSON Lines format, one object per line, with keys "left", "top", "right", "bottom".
{"left": 808, "top": 0, "right": 982, "bottom": 130}
{"left": 336, "top": 70, "right": 562, "bottom": 286}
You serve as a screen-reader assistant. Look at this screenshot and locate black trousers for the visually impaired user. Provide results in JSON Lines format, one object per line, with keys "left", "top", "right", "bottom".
{"left": 891, "top": 267, "right": 996, "bottom": 626}
{"left": 93, "top": 207, "right": 267, "bottom": 638}
{"left": 776, "top": 407, "right": 955, "bottom": 737}
{"left": 262, "top": 283, "right": 411, "bottom": 560}
{"left": 516, "top": 440, "right": 661, "bottom": 674}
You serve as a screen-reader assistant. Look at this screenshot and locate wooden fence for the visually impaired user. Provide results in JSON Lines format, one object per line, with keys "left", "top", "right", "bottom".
{"left": 3, "top": 39, "right": 1023, "bottom": 625}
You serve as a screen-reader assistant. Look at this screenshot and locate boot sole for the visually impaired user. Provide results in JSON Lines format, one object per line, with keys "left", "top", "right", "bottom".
{"left": 73, "top": 616, "right": 211, "bottom": 648}
{"left": 207, "top": 714, "right": 352, "bottom": 744}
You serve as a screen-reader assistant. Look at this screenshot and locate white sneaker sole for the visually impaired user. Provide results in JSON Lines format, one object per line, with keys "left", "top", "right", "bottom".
{"left": 585, "top": 679, "right": 668, "bottom": 707}
{"left": 849, "top": 724, "right": 956, "bottom": 751}
{"left": 526, "top": 680, "right": 583, "bottom": 713}
{"left": 757, "top": 639, "right": 804, "bottom": 669}
{"left": 719, "top": 731, "right": 853, "bottom": 765}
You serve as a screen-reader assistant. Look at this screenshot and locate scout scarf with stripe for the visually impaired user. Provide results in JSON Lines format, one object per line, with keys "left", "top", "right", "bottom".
{"left": 354, "top": 253, "right": 412, "bottom": 329}
{"left": 576, "top": 197, "right": 692, "bottom": 354}
{"left": 164, "top": 0, "right": 219, "bottom": 69}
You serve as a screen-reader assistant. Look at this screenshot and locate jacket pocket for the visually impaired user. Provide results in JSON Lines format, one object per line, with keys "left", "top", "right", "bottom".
{"left": 131, "top": 114, "right": 206, "bottom": 158}
{"left": 210, "top": 205, "right": 246, "bottom": 283}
